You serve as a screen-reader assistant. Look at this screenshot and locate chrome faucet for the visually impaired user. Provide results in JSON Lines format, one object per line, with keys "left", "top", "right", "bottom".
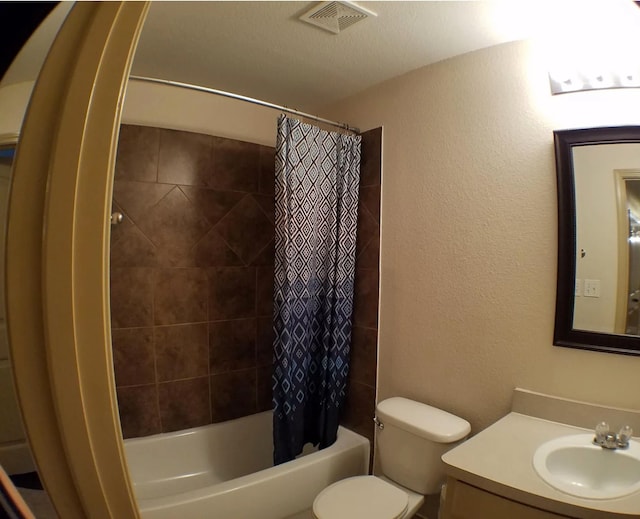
{"left": 593, "top": 422, "right": 633, "bottom": 449}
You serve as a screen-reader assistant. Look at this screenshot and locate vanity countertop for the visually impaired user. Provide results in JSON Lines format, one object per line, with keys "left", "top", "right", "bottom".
{"left": 442, "top": 412, "right": 640, "bottom": 518}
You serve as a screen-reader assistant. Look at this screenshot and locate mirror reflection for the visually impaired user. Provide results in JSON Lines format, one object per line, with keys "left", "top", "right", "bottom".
{"left": 572, "top": 143, "right": 640, "bottom": 335}
{"left": 555, "top": 127, "right": 640, "bottom": 355}
{"left": 625, "top": 178, "right": 640, "bottom": 334}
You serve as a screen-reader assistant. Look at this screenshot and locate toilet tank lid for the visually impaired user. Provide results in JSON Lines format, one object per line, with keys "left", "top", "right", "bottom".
{"left": 376, "top": 397, "right": 470, "bottom": 443}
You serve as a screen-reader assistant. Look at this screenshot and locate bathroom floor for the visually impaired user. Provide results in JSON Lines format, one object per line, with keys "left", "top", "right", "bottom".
{"left": 10, "top": 472, "right": 58, "bottom": 519}
{"left": 17, "top": 487, "right": 58, "bottom": 518}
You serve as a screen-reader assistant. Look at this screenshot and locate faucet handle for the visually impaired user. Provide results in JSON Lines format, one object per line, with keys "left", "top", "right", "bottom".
{"left": 618, "top": 425, "right": 633, "bottom": 447}
{"left": 595, "top": 421, "right": 610, "bottom": 443}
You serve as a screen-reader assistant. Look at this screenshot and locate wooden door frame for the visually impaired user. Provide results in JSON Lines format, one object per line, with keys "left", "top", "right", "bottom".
{"left": 614, "top": 169, "right": 640, "bottom": 334}
{"left": 7, "top": 3, "right": 149, "bottom": 517}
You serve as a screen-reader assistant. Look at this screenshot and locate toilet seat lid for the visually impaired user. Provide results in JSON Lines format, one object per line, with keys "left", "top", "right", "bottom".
{"left": 313, "top": 475, "right": 408, "bottom": 519}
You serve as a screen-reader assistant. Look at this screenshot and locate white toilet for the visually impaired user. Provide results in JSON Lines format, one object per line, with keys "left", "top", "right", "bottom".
{"left": 313, "top": 397, "right": 470, "bottom": 519}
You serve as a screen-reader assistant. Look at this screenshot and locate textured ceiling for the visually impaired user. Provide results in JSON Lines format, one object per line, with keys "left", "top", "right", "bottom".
{"left": 131, "top": 1, "right": 542, "bottom": 110}
{"left": 6, "top": 1, "right": 637, "bottom": 112}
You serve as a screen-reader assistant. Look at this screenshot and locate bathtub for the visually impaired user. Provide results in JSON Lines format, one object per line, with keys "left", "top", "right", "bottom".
{"left": 123, "top": 411, "right": 370, "bottom": 519}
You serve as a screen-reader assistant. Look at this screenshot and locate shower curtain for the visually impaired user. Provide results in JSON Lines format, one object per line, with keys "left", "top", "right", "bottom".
{"left": 272, "top": 115, "right": 361, "bottom": 465}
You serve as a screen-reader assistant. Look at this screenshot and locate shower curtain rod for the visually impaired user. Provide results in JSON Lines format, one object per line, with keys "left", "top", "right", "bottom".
{"left": 129, "top": 76, "right": 360, "bottom": 134}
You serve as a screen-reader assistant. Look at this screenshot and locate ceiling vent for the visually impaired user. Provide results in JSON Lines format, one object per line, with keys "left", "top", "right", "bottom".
{"left": 299, "top": 1, "right": 376, "bottom": 35}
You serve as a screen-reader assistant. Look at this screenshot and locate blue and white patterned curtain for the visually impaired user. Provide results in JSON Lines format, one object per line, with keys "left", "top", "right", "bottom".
{"left": 272, "top": 115, "right": 361, "bottom": 465}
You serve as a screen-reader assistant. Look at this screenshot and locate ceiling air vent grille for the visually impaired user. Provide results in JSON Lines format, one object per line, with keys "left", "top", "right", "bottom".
{"left": 299, "top": 1, "right": 376, "bottom": 35}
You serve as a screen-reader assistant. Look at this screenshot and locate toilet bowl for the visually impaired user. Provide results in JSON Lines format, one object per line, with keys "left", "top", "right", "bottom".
{"left": 312, "top": 397, "right": 470, "bottom": 519}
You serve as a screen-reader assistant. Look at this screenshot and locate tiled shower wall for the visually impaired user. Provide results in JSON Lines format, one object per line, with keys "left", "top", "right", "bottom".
{"left": 341, "top": 127, "right": 382, "bottom": 444}
{"left": 110, "top": 125, "right": 276, "bottom": 438}
{"left": 111, "top": 124, "right": 381, "bottom": 440}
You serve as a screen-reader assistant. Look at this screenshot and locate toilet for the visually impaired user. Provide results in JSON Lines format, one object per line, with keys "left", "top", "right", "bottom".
{"left": 313, "top": 397, "right": 470, "bottom": 519}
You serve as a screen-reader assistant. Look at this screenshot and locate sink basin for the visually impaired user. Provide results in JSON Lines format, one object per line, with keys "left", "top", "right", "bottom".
{"left": 533, "top": 434, "right": 640, "bottom": 500}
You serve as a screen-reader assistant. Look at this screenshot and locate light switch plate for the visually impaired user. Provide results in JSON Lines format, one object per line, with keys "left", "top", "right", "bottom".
{"left": 584, "top": 279, "right": 601, "bottom": 298}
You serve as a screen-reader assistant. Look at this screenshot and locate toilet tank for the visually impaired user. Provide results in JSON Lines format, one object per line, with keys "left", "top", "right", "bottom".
{"left": 375, "top": 397, "right": 470, "bottom": 495}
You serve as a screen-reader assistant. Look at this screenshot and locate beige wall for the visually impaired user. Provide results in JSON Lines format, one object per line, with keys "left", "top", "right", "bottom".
{"left": 325, "top": 39, "right": 640, "bottom": 434}
{"left": 122, "top": 80, "right": 278, "bottom": 146}
{"left": 573, "top": 144, "right": 640, "bottom": 333}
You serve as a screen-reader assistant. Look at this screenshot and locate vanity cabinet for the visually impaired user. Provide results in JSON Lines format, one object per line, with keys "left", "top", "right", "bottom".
{"left": 441, "top": 393, "right": 640, "bottom": 519}
{"left": 441, "top": 478, "right": 576, "bottom": 519}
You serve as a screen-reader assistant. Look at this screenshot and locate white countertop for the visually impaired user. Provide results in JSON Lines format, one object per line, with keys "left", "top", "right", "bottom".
{"left": 442, "top": 412, "right": 640, "bottom": 518}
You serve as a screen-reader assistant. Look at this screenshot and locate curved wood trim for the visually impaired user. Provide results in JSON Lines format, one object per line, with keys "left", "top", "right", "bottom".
{"left": 7, "top": 3, "right": 148, "bottom": 517}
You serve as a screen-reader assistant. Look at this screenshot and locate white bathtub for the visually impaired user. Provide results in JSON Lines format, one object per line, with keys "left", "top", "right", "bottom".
{"left": 124, "top": 411, "right": 370, "bottom": 519}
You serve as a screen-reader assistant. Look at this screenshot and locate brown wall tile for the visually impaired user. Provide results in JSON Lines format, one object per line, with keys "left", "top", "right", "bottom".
{"left": 359, "top": 185, "right": 381, "bottom": 223}
{"left": 349, "top": 326, "right": 377, "bottom": 388}
{"left": 113, "top": 181, "right": 173, "bottom": 222}
{"left": 154, "top": 268, "right": 208, "bottom": 325}
{"left": 211, "top": 369, "right": 257, "bottom": 422}
{"left": 117, "top": 385, "right": 161, "bottom": 439}
{"left": 356, "top": 235, "right": 380, "bottom": 270}
{"left": 158, "top": 129, "right": 213, "bottom": 186}
{"left": 353, "top": 268, "right": 379, "bottom": 328}
{"left": 110, "top": 267, "right": 154, "bottom": 328}
{"left": 158, "top": 377, "right": 211, "bottom": 432}
{"left": 340, "top": 127, "right": 381, "bottom": 448}
{"left": 256, "top": 364, "right": 273, "bottom": 412}
{"left": 258, "top": 145, "right": 276, "bottom": 195}
{"left": 341, "top": 379, "right": 375, "bottom": 443}
{"left": 136, "top": 187, "right": 210, "bottom": 257}
{"left": 359, "top": 127, "right": 382, "bottom": 188}
{"left": 208, "top": 267, "right": 256, "bottom": 320}
{"left": 194, "top": 229, "right": 244, "bottom": 268}
{"left": 155, "top": 323, "right": 209, "bottom": 382}
{"left": 355, "top": 198, "right": 380, "bottom": 261}
{"left": 216, "top": 196, "right": 274, "bottom": 265}
{"left": 250, "top": 240, "right": 275, "bottom": 267}
{"left": 256, "top": 316, "right": 274, "bottom": 367}
{"left": 180, "top": 186, "right": 244, "bottom": 227}
{"left": 113, "top": 126, "right": 280, "bottom": 439}
{"left": 115, "top": 125, "right": 159, "bottom": 182}
{"left": 209, "top": 319, "right": 256, "bottom": 374}
{"left": 256, "top": 267, "right": 274, "bottom": 318}
{"left": 110, "top": 223, "right": 158, "bottom": 268}
{"left": 253, "top": 194, "right": 275, "bottom": 224}
{"left": 112, "top": 328, "right": 155, "bottom": 387}
{"left": 211, "top": 137, "right": 260, "bottom": 192}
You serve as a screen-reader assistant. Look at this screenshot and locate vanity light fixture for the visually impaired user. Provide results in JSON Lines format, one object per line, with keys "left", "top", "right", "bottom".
{"left": 548, "top": 71, "right": 583, "bottom": 93}
{"left": 620, "top": 71, "right": 640, "bottom": 86}
{"left": 549, "top": 68, "right": 640, "bottom": 94}
{"left": 546, "top": 1, "right": 640, "bottom": 95}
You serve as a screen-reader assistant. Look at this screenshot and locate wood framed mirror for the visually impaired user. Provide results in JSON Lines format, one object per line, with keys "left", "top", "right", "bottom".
{"left": 555, "top": 126, "right": 640, "bottom": 356}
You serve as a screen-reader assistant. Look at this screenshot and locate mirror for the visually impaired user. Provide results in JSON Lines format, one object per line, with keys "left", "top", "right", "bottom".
{"left": 555, "top": 126, "right": 640, "bottom": 355}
